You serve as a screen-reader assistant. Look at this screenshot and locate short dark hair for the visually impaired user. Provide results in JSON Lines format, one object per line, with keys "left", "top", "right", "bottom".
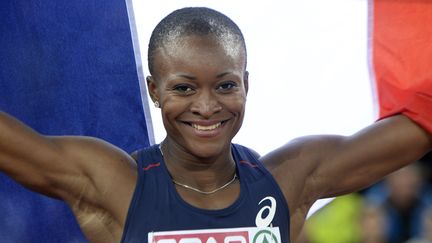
{"left": 148, "top": 7, "right": 247, "bottom": 75}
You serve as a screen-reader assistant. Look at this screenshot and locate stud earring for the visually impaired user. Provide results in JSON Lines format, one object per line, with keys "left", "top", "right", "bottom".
{"left": 154, "top": 101, "right": 160, "bottom": 108}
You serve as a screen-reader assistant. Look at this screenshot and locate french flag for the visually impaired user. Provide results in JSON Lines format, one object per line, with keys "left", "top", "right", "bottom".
{"left": 0, "top": 0, "right": 431, "bottom": 242}
{"left": 0, "top": 0, "right": 152, "bottom": 242}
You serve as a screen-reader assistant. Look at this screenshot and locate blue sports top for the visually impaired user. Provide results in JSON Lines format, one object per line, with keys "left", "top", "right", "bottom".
{"left": 121, "top": 144, "right": 290, "bottom": 243}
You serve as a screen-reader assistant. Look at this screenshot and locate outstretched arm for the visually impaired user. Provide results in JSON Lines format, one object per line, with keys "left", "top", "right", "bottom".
{"left": 0, "top": 112, "right": 137, "bottom": 236}
{"left": 312, "top": 115, "right": 431, "bottom": 198}
{"left": 262, "top": 115, "right": 431, "bottom": 232}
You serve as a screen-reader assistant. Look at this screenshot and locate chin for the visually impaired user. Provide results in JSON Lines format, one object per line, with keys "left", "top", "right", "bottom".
{"left": 187, "top": 140, "right": 231, "bottom": 158}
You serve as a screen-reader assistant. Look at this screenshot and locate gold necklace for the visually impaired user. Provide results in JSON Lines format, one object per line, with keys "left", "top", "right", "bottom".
{"left": 159, "top": 143, "right": 238, "bottom": 195}
{"left": 172, "top": 174, "right": 237, "bottom": 195}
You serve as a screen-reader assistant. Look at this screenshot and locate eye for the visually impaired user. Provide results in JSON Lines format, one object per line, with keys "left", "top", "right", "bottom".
{"left": 217, "top": 81, "right": 238, "bottom": 92}
{"left": 172, "top": 84, "right": 195, "bottom": 95}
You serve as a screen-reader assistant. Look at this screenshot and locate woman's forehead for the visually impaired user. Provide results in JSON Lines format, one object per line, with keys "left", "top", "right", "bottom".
{"left": 153, "top": 35, "right": 246, "bottom": 74}
{"left": 165, "top": 34, "right": 244, "bottom": 58}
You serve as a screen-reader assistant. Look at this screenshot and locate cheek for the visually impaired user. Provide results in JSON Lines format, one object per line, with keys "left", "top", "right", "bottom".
{"left": 222, "top": 94, "right": 247, "bottom": 112}
{"left": 161, "top": 96, "right": 185, "bottom": 118}
{"left": 161, "top": 99, "right": 182, "bottom": 113}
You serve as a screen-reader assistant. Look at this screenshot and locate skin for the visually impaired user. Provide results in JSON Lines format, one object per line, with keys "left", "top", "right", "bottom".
{"left": 0, "top": 34, "right": 431, "bottom": 243}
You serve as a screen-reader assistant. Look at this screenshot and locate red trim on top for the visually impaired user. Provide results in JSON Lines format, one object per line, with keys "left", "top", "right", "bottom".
{"left": 143, "top": 162, "right": 161, "bottom": 171}
{"left": 239, "top": 160, "right": 258, "bottom": 168}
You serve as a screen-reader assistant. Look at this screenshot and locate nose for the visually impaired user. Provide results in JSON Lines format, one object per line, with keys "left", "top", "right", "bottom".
{"left": 190, "top": 90, "right": 222, "bottom": 118}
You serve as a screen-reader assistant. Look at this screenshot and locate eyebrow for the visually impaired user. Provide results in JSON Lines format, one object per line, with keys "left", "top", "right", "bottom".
{"left": 216, "top": 72, "right": 232, "bottom": 78}
{"left": 176, "top": 74, "right": 196, "bottom": 80}
{"left": 174, "top": 71, "right": 233, "bottom": 80}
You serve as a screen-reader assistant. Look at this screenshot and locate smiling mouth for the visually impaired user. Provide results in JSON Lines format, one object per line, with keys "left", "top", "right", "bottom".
{"left": 183, "top": 120, "right": 228, "bottom": 131}
{"left": 192, "top": 122, "right": 221, "bottom": 131}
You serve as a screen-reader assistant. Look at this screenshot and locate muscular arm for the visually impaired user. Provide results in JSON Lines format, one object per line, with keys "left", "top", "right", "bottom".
{"left": 262, "top": 115, "right": 432, "bottom": 240}
{"left": 312, "top": 115, "right": 431, "bottom": 198}
{"left": 0, "top": 111, "right": 137, "bottom": 241}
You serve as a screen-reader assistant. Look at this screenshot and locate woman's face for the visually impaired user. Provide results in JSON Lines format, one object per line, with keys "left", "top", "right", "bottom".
{"left": 148, "top": 35, "right": 248, "bottom": 158}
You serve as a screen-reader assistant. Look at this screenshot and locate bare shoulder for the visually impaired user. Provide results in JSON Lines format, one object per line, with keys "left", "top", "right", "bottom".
{"left": 51, "top": 136, "right": 137, "bottom": 177}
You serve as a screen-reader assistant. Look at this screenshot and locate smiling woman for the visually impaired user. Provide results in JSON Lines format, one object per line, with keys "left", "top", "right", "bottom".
{"left": 0, "top": 3, "right": 431, "bottom": 243}
{"left": 120, "top": 8, "right": 292, "bottom": 242}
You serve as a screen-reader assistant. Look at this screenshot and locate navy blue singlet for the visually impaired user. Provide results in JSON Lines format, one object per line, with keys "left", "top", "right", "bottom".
{"left": 121, "top": 144, "right": 290, "bottom": 243}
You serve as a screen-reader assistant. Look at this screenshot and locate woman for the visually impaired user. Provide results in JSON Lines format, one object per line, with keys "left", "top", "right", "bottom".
{"left": 0, "top": 7, "right": 430, "bottom": 243}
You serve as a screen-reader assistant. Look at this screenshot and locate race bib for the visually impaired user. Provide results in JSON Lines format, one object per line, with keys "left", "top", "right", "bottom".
{"left": 148, "top": 227, "right": 281, "bottom": 243}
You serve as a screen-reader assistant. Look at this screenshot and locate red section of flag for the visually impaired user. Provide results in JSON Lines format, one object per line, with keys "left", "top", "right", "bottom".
{"left": 372, "top": 0, "right": 432, "bottom": 132}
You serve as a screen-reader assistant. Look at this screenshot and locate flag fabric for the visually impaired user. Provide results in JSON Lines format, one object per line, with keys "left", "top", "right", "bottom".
{"left": 0, "top": 0, "right": 152, "bottom": 242}
{"left": 370, "top": 0, "right": 432, "bottom": 133}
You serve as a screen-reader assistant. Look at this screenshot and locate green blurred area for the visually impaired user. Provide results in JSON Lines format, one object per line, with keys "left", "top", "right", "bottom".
{"left": 305, "top": 194, "right": 364, "bottom": 243}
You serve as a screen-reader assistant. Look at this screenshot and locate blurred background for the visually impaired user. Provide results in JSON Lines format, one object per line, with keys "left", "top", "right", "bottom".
{"left": 299, "top": 153, "right": 432, "bottom": 243}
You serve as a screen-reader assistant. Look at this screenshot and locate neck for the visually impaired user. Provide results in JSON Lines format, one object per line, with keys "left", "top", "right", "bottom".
{"left": 160, "top": 139, "right": 236, "bottom": 191}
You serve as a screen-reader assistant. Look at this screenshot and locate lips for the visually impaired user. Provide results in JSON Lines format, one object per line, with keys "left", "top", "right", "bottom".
{"left": 192, "top": 122, "right": 221, "bottom": 131}
{"left": 181, "top": 119, "right": 228, "bottom": 132}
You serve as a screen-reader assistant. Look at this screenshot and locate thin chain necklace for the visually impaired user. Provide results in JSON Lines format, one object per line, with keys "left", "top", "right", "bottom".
{"left": 159, "top": 142, "right": 238, "bottom": 195}
{"left": 172, "top": 174, "right": 237, "bottom": 195}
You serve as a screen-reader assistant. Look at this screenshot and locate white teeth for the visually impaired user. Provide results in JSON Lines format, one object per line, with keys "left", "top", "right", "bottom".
{"left": 192, "top": 122, "right": 221, "bottom": 131}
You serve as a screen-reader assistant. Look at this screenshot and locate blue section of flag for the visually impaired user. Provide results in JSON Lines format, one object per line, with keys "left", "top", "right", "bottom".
{"left": 0, "top": 0, "right": 151, "bottom": 242}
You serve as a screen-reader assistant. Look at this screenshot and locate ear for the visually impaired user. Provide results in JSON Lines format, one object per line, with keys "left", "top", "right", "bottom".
{"left": 146, "top": 76, "right": 159, "bottom": 103}
{"left": 243, "top": 71, "right": 249, "bottom": 95}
